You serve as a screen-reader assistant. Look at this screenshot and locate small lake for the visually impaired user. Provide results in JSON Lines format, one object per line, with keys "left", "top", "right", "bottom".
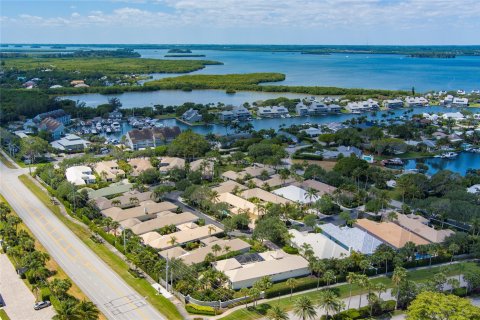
{"left": 403, "top": 152, "right": 480, "bottom": 176}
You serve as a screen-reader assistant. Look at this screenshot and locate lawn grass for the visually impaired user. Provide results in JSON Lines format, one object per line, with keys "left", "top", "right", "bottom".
{"left": 0, "top": 309, "right": 11, "bottom": 320}
{"left": 0, "top": 152, "right": 15, "bottom": 169}
{"left": 19, "top": 175, "right": 183, "bottom": 320}
{"left": 0, "top": 194, "right": 105, "bottom": 319}
{"left": 219, "top": 262, "right": 477, "bottom": 320}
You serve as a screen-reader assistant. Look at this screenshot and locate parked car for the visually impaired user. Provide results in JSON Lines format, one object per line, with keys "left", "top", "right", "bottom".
{"left": 33, "top": 301, "right": 51, "bottom": 310}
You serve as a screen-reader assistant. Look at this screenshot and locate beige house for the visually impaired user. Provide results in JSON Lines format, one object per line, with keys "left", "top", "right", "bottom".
{"left": 247, "top": 174, "right": 296, "bottom": 189}
{"left": 221, "top": 165, "right": 275, "bottom": 181}
{"left": 212, "top": 180, "right": 247, "bottom": 194}
{"left": 94, "top": 160, "right": 125, "bottom": 181}
{"left": 216, "top": 192, "right": 259, "bottom": 215}
{"left": 159, "top": 157, "right": 185, "bottom": 173}
{"left": 129, "top": 212, "right": 198, "bottom": 235}
{"left": 214, "top": 250, "right": 310, "bottom": 289}
{"left": 190, "top": 159, "right": 215, "bottom": 179}
{"left": 143, "top": 224, "right": 223, "bottom": 250}
{"left": 94, "top": 191, "right": 153, "bottom": 210}
{"left": 240, "top": 188, "right": 291, "bottom": 205}
{"left": 101, "top": 201, "right": 178, "bottom": 222}
{"left": 395, "top": 214, "right": 454, "bottom": 243}
{"left": 128, "top": 158, "right": 153, "bottom": 176}
{"left": 294, "top": 179, "right": 337, "bottom": 196}
{"left": 355, "top": 219, "right": 430, "bottom": 249}
{"left": 159, "top": 238, "right": 250, "bottom": 265}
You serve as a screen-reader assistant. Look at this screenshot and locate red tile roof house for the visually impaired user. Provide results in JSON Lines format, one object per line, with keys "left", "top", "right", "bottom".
{"left": 125, "top": 126, "right": 181, "bottom": 150}
{"left": 38, "top": 117, "right": 65, "bottom": 140}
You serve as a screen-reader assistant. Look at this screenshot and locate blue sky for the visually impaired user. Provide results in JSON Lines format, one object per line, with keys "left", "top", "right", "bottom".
{"left": 1, "top": 0, "right": 479, "bottom": 44}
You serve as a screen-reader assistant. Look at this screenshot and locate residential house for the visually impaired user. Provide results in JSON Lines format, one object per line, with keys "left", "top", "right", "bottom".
{"left": 86, "top": 181, "right": 132, "bottom": 199}
{"left": 128, "top": 158, "right": 153, "bottom": 176}
{"left": 319, "top": 223, "right": 383, "bottom": 255}
{"left": 65, "top": 166, "right": 96, "bottom": 186}
{"left": 405, "top": 97, "right": 429, "bottom": 107}
{"left": 159, "top": 157, "right": 185, "bottom": 173}
{"left": 129, "top": 212, "right": 198, "bottom": 235}
{"left": 212, "top": 180, "right": 247, "bottom": 194}
{"left": 143, "top": 224, "right": 223, "bottom": 250}
{"left": 94, "top": 191, "right": 153, "bottom": 210}
{"left": 240, "top": 188, "right": 291, "bottom": 205}
{"left": 181, "top": 108, "right": 203, "bottom": 123}
{"left": 395, "top": 214, "right": 454, "bottom": 243}
{"left": 289, "top": 229, "right": 350, "bottom": 259}
{"left": 190, "top": 159, "right": 215, "bottom": 179}
{"left": 383, "top": 99, "right": 404, "bottom": 109}
{"left": 354, "top": 219, "right": 430, "bottom": 249}
{"left": 247, "top": 174, "right": 296, "bottom": 189}
{"left": 125, "top": 126, "right": 181, "bottom": 150}
{"left": 214, "top": 250, "right": 310, "bottom": 289}
{"left": 94, "top": 160, "right": 125, "bottom": 181}
{"left": 257, "top": 106, "right": 289, "bottom": 118}
{"left": 321, "top": 146, "right": 363, "bottom": 159}
{"left": 38, "top": 117, "right": 64, "bottom": 140}
{"left": 101, "top": 201, "right": 178, "bottom": 222}
{"left": 273, "top": 185, "right": 319, "bottom": 204}
{"left": 294, "top": 180, "right": 337, "bottom": 196}
{"left": 452, "top": 97, "right": 469, "bottom": 107}
{"left": 216, "top": 192, "right": 259, "bottom": 216}
{"left": 345, "top": 99, "right": 379, "bottom": 113}
{"left": 218, "top": 106, "right": 251, "bottom": 121}
{"left": 50, "top": 134, "right": 89, "bottom": 151}
{"left": 160, "top": 238, "right": 250, "bottom": 265}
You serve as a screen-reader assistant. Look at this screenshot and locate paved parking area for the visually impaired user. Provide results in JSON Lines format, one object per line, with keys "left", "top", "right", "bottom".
{"left": 0, "top": 254, "right": 55, "bottom": 320}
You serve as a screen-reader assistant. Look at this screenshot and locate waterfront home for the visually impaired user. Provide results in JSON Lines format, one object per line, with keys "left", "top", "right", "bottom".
{"left": 293, "top": 180, "right": 337, "bottom": 196}
{"left": 442, "top": 95, "right": 454, "bottom": 105}
{"left": 354, "top": 219, "right": 430, "bottom": 249}
{"left": 218, "top": 106, "right": 251, "bottom": 121}
{"left": 257, "top": 106, "right": 289, "bottom": 118}
{"left": 214, "top": 250, "right": 310, "bottom": 289}
{"left": 50, "top": 134, "right": 89, "bottom": 151}
{"left": 442, "top": 112, "right": 464, "bottom": 120}
{"left": 302, "top": 127, "right": 323, "bottom": 137}
{"left": 405, "top": 96, "right": 429, "bottom": 107}
{"left": 27, "top": 109, "right": 71, "bottom": 128}
{"left": 94, "top": 160, "right": 125, "bottom": 181}
{"left": 125, "top": 126, "right": 181, "bottom": 150}
{"left": 158, "top": 157, "right": 185, "bottom": 173}
{"left": 383, "top": 99, "right": 404, "bottom": 109}
{"left": 394, "top": 214, "right": 454, "bottom": 243}
{"left": 181, "top": 108, "right": 203, "bottom": 123}
{"left": 273, "top": 185, "right": 319, "bottom": 204}
{"left": 345, "top": 99, "right": 379, "bottom": 113}
{"left": 65, "top": 166, "right": 96, "bottom": 186}
{"left": 160, "top": 238, "right": 250, "bottom": 265}
{"left": 38, "top": 117, "right": 65, "bottom": 140}
{"left": 321, "top": 145, "right": 363, "bottom": 159}
{"left": 289, "top": 229, "right": 350, "bottom": 259}
{"left": 452, "top": 97, "right": 469, "bottom": 107}
{"left": 319, "top": 223, "right": 383, "bottom": 255}
{"left": 128, "top": 158, "right": 153, "bottom": 176}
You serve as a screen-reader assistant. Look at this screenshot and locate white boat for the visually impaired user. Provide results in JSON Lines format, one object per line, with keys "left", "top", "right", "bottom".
{"left": 441, "top": 152, "right": 458, "bottom": 159}
{"left": 91, "top": 129, "right": 97, "bottom": 134}
{"left": 112, "top": 122, "right": 121, "bottom": 130}
{"left": 106, "top": 127, "right": 112, "bottom": 133}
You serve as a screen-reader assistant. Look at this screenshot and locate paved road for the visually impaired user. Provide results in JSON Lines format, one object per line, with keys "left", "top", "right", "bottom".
{"left": 0, "top": 161, "right": 165, "bottom": 320}
{"left": 0, "top": 254, "right": 55, "bottom": 320}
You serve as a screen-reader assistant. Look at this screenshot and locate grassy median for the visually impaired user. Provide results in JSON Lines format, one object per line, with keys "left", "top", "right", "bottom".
{"left": 19, "top": 174, "right": 183, "bottom": 320}
{"left": 0, "top": 152, "right": 16, "bottom": 169}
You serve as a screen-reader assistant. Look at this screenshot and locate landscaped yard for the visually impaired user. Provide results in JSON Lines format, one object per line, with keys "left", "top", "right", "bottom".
{"left": 19, "top": 175, "right": 183, "bottom": 320}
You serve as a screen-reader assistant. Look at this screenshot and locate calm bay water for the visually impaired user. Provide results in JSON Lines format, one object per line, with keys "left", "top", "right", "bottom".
{"left": 137, "top": 49, "right": 480, "bottom": 92}
{"left": 404, "top": 152, "right": 480, "bottom": 176}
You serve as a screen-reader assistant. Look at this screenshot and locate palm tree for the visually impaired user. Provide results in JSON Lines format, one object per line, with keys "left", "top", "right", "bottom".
{"left": 77, "top": 300, "right": 99, "bottom": 320}
{"left": 447, "top": 277, "right": 460, "bottom": 293}
{"left": 129, "top": 197, "right": 139, "bottom": 206}
{"left": 52, "top": 299, "right": 82, "bottom": 320}
{"left": 267, "top": 305, "right": 289, "bottom": 320}
{"left": 346, "top": 272, "right": 357, "bottom": 309}
{"left": 448, "top": 243, "right": 460, "bottom": 262}
{"left": 111, "top": 199, "right": 121, "bottom": 207}
{"left": 286, "top": 278, "right": 298, "bottom": 299}
{"left": 392, "top": 266, "right": 407, "bottom": 309}
{"left": 323, "top": 270, "right": 336, "bottom": 286}
{"left": 207, "top": 225, "right": 216, "bottom": 235}
{"left": 312, "top": 260, "right": 325, "bottom": 289}
{"left": 318, "top": 289, "right": 344, "bottom": 319}
{"left": 355, "top": 274, "right": 369, "bottom": 309}
{"left": 293, "top": 296, "right": 317, "bottom": 320}
{"left": 359, "top": 259, "right": 371, "bottom": 274}
{"left": 211, "top": 243, "right": 222, "bottom": 258}
{"left": 239, "top": 288, "right": 250, "bottom": 308}
{"left": 168, "top": 235, "right": 177, "bottom": 247}
{"left": 306, "top": 188, "right": 317, "bottom": 204}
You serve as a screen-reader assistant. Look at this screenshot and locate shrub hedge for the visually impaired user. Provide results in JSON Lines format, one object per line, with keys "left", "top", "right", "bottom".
{"left": 320, "top": 300, "right": 396, "bottom": 319}
{"left": 185, "top": 304, "right": 218, "bottom": 316}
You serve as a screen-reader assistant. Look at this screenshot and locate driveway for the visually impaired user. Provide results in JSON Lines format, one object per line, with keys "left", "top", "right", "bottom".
{"left": 0, "top": 254, "right": 55, "bottom": 320}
